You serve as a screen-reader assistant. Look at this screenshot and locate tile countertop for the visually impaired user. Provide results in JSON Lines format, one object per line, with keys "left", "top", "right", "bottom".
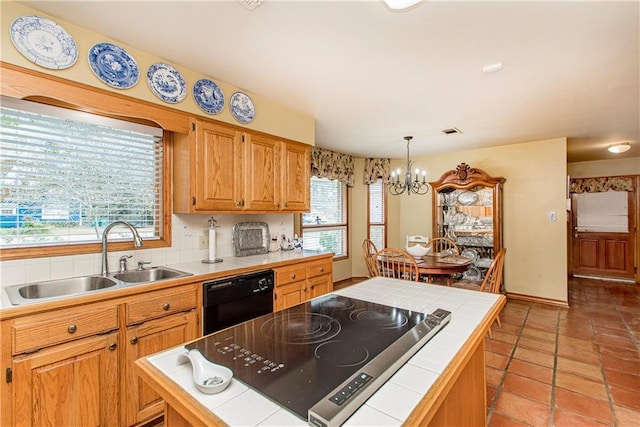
{"left": 141, "top": 277, "right": 504, "bottom": 426}
{"left": 0, "top": 250, "right": 330, "bottom": 311}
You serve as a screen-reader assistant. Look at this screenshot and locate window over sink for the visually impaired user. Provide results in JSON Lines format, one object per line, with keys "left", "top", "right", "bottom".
{"left": 0, "top": 96, "right": 169, "bottom": 258}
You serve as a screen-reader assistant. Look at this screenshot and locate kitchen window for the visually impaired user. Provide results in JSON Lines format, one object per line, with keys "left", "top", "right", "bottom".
{"left": 0, "top": 96, "right": 169, "bottom": 259}
{"left": 301, "top": 176, "right": 348, "bottom": 258}
{"left": 368, "top": 178, "right": 386, "bottom": 249}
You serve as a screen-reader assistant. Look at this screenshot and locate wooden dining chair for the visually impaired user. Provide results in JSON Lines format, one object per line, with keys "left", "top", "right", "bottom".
{"left": 427, "top": 237, "right": 460, "bottom": 256}
{"left": 373, "top": 248, "right": 420, "bottom": 282}
{"left": 362, "top": 238, "right": 379, "bottom": 278}
{"left": 451, "top": 248, "right": 507, "bottom": 336}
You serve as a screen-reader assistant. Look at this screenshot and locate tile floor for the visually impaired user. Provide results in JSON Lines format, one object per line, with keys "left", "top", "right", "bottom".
{"left": 485, "top": 276, "right": 640, "bottom": 427}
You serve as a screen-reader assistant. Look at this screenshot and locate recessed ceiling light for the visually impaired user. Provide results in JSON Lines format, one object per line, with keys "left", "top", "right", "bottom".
{"left": 482, "top": 63, "right": 503, "bottom": 74}
{"left": 383, "top": 0, "right": 422, "bottom": 10}
{"left": 608, "top": 142, "right": 631, "bottom": 153}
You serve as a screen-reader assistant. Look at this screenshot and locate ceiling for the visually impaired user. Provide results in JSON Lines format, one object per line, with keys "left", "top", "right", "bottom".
{"left": 20, "top": 0, "right": 640, "bottom": 162}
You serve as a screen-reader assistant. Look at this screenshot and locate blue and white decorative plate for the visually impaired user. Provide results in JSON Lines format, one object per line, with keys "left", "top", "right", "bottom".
{"left": 193, "top": 79, "right": 224, "bottom": 115}
{"left": 88, "top": 42, "right": 139, "bottom": 89}
{"left": 147, "top": 63, "right": 186, "bottom": 103}
{"left": 230, "top": 92, "right": 255, "bottom": 124}
{"left": 10, "top": 15, "right": 78, "bottom": 70}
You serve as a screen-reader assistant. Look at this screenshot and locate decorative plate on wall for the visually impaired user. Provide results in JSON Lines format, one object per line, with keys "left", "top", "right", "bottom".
{"left": 10, "top": 15, "right": 78, "bottom": 70}
{"left": 147, "top": 63, "right": 186, "bottom": 103}
{"left": 193, "top": 78, "right": 224, "bottom": 114}
{"left": 230, "top": 91, "right": 255, "bottom": 124}
{"left": 88, "top": 42, "right": 139, "bottom": 89}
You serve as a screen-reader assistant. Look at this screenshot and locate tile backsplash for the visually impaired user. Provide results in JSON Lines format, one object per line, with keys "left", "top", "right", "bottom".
{"left": 0, "top": 213, "right": 294, "bottom": 287}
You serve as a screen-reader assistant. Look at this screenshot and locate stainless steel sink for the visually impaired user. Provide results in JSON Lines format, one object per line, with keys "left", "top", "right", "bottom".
{"left": 112, "top": 266, "right": 191, "bottom": 284}
{"left": 5, "top": 276, "right": 119, "bottom": 305}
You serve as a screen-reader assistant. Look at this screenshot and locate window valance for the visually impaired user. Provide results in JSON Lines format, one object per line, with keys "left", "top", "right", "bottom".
{"left": 363, "top": 158, "right": 391, "bottom": 185}
{"left": 311, "top": 147, "right": 354, "bottom": 187}
{"left": 570, "top": 176, "right": 634, "bottom": 193}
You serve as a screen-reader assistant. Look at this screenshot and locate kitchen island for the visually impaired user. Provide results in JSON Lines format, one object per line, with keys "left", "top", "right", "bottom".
{"left": 135, "top": 277, "right": 505, "bottom": 426}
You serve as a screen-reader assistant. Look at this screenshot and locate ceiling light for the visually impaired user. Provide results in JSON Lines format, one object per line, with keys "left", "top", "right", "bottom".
{"left": 482, "top": 63, "right": 503, "bottom": 74}
{"left": 383, "top": 0, "right": 422, "bottom": 10}
{"left": 607, "top": 142, "right": 631, "bottom": 154}
{"left": 442, "top": 127, "right": 462, "bottom": 135}
{"left": 236, "top": 0, "right": 263, "bottom": 11}
{"left": 389, "top": 136, "right": 429, "bottom": 196}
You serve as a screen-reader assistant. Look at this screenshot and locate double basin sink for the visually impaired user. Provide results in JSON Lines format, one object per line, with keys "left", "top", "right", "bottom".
{"left": 5, "top": 267, "right": 192, "bottom": 305}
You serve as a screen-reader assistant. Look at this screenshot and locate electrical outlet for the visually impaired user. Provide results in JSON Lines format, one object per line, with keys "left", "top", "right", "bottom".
{"left": 199, "top": 235, "right": 209, "bottom": 250}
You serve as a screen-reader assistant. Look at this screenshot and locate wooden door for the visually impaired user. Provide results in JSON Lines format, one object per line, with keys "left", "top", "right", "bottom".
{"left": 571, "top": 190, "right": 636, "bottom": 280}
{"left": 281, "top": 142, "right": 310, "bottom": 211}
{"left": 244, "top": 133, "right": 280, "bottom": 210}
{"left": 194, "top": 121, "right": 243, "bottom": 211}
{"left": 309, "top": 275, "right": 332, "bottom": 299}
{"left": 124, "top": 311, "right": 198, "bottom": 426}
{"left": 13, "top": 333, "right": 119, "bottom": 427}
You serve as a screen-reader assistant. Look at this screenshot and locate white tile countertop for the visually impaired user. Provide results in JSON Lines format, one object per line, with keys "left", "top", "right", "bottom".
{"left": 142, "top": 277, "right": 503, "bottom": 426}
{"left": 0, "top": 250, "right": 329, "bottom": 311}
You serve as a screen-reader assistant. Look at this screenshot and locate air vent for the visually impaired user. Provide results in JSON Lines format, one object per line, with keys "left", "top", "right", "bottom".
{"left": 442, "top": 127, "right": 462, "bottom": 135}
{"left": 236, "top": 0, "right": 263, "bottom": 11}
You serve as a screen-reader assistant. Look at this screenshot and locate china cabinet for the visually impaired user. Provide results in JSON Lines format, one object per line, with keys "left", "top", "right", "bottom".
{"left": 430, "top": 163, "right": 505, "bottom": 283}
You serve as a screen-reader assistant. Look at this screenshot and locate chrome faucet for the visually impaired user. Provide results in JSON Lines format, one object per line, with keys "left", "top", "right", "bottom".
{"left": 101, "top": 221, "right": 143, "bottom": 276}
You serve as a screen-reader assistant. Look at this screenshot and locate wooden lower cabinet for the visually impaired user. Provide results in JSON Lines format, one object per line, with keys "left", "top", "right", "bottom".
{"left": 124, "top": 310, "right": 198, "bottom": 426}
{"left": 273, "top": 257, "right": 333, "bottom": 311}
{"left": 12, "top": 332, "right": 120, "bottom": 426}
{"left": 3, "top": 282, "right": 200, "bottom": 427}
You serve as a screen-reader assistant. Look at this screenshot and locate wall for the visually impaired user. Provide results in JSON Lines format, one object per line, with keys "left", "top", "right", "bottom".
{"left": 568, "top": 157, "right": 640, "bottom": 178}
{"left": 1, "top": 1, "right": 315, "bottom": 145}
{"left": 349, "top": 138, "right": 569, "bottom": 304}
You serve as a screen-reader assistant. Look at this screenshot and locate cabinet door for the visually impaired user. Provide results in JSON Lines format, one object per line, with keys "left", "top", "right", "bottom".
{"left": 194, "top": 121, "right": 243, "bottom": 211}
{"left": 281, "top": 142, "right": 310, "bottom": 211}
{"left": 309, "top": 274, "right": 332, "bottom": 299}
{"left": 12, "top": 332, "right": 119, "bottom": 427}
{"left": 244, "top": 133, "right": 281, "bottom": 211}
{"left": 274, "top": 282, "right": 305, "bottom": 311}
{"left": 124, "top": 311, "right": 198, "bottom": 426}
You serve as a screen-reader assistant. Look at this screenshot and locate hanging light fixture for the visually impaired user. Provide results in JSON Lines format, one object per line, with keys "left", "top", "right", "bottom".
{"left": 389, "top": 136, "right": 429, "bottom": 196}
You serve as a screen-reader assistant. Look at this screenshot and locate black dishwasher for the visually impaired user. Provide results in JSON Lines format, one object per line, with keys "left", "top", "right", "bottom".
{"left": 203, "top": 269, "right": 274, "bottom": 335}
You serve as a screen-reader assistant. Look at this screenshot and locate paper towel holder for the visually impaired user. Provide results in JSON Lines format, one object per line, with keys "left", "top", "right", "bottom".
{"left": 202, "top": 217, "right": 223, "bottom": 264}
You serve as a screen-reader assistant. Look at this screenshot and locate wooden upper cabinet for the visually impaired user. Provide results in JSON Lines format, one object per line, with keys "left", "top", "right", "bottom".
{"left": 244, "top": 133, "right": 281, "bottom": 211}
{"left": 174, "top": 118, "right": 311, "bottom": 214}
{"left": 281, "top": 141, "right": 311, "bottom": 212}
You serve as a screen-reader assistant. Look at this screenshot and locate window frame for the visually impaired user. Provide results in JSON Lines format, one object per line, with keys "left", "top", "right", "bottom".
{"left": 300, "top": 176, "right": 349, "bottom": 260}
{"left": 367, "top": 178, "right": 387, "bottom": 249}
{"left": 0, "top": 101, "right": 173, "bottom": 261}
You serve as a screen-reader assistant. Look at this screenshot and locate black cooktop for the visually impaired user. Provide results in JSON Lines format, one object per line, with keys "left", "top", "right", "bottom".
{"left": 186, "top": 294, "right": 450, "bottom": 426}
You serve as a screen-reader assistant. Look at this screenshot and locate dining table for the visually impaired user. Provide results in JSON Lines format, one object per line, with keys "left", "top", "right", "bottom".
{"left": 416, "top": 254, "right": 474, "bottom": 285}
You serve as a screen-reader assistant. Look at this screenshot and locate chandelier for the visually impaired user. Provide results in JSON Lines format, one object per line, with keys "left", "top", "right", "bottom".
{"left": 388, "top": 136, "right": 429, "bottom": 196}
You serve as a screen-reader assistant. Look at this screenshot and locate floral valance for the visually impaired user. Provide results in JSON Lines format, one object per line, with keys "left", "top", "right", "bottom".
{"left": 363, "top": 158, "right": 391, "bottom": 185}
{"left": 311, "top": 147, "right": 354, "bottom": 187}
{"left": 570, "top": 176, "right": 634, "bottom": 193}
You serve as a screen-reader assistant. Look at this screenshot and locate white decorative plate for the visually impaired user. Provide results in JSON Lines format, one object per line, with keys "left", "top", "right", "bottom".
{"left": 230, "top": 91, "right": 255, "bottom": 124}
{"left": 88, "top": 42, "right": 139, "bottom": 89}
{"left": 147, "top": 63, "right": 186, "bottom": 103}
{"left": 457, "top": 191, "right": 479, "bottom": 206}
{"left": 10, "top": 15, "right": 78, "bottom": 70}
{"left": 193, "top": 79, "right": 224, "bottom": 114}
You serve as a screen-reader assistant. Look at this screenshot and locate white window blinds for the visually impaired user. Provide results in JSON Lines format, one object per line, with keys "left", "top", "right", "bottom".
{"left": 0, "top": 97, "right": 164, "bottom": 248}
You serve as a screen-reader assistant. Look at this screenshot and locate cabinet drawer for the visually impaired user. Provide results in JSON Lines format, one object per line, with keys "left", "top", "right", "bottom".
{"left": 307, "top": 260, "right": 332, "bottom": 278}
{"left": 126, "top": 286, "right": 197, "bottom": 326}
{"left": 12, "top": 304, "right": 118, "bottom": 354}
{"left": 274, "top": 265, "right": 307, "bottom": 286}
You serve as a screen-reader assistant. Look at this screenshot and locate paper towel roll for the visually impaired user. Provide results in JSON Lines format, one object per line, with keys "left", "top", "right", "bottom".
{"left": 208, "top": 228, "right": 216, "bottom": 261}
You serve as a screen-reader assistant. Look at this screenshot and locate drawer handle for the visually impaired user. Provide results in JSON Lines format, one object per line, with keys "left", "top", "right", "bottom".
{"left": 290, "top": 273, "right": 296, "bottom": 279}
{"left": 163, "top": 303, "right": 170, "bottom": 311}
{"left": 67, "top": 324, "right": 77, "bottom": 334}
{"left": 319, "top": 267, "right": 324, "bottom": 272}
{"left": 130, "top": 336, "right": 138, "bottom": 345}
{"left": 109, "top": 342, "right": 117, "bottom": 351}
